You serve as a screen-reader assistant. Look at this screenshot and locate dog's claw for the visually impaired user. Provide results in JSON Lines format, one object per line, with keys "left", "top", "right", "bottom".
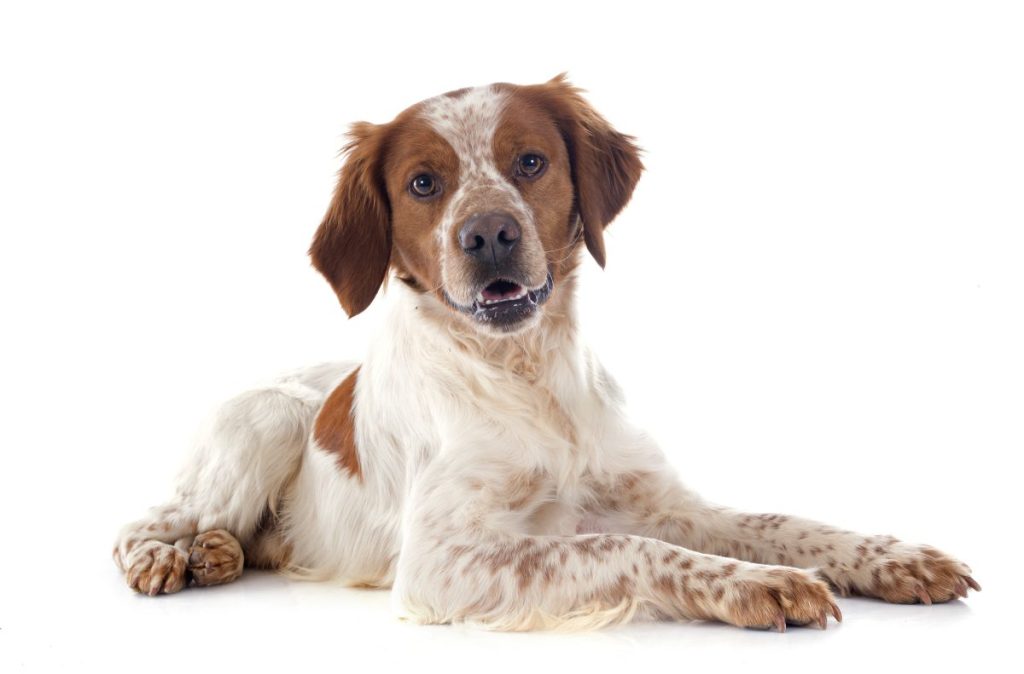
{"left": 965, "top": 576, "right": 982, "bottom": 592}
{"left": 829, "top": 602, "right": 843, "bottom": 623}
{"left": 915, "top": 585, "right": 932, "bottom": 605}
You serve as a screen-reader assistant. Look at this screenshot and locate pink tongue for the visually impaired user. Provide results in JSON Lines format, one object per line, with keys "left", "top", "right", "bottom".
{"left": 481, "top": 282, "right": 522, "bottom": 301}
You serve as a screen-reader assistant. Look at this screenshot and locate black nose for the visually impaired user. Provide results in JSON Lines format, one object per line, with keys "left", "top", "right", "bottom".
{"left": 459, "top": 211, "right": 521, "bottom": 265}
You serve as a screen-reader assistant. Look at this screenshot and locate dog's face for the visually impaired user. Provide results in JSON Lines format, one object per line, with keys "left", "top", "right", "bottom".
{"left": 310, "top": 75, "right": 642, "bottom": 334}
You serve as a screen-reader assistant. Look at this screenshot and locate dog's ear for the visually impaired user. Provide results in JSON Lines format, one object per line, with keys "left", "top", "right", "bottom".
{"left": 310, "top": 122, "right": 392, "bottom": 316}
{"left": 533, "top": 74, "right": 643, "bottom": 267}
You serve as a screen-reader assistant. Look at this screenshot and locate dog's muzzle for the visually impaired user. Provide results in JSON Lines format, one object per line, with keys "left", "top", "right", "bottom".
{"left": 445, "top": 273, "right": 554, "bottom": 330}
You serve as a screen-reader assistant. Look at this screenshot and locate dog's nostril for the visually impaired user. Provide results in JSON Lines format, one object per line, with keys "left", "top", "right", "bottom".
{"left": 459, "top": 211, "right": 521, "bottom": 262}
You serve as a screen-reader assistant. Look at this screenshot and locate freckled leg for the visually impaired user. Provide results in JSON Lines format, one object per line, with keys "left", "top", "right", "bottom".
{"left": 394, "top": 463, "right": 839, "bottom": 631}
{"left": 601, "top": 471, "right": 979, "bottom": 604}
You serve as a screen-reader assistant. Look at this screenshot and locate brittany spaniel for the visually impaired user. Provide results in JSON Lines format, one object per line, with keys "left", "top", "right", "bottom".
{"left": 113, "top": 75, "right": 979, "bottom": 631}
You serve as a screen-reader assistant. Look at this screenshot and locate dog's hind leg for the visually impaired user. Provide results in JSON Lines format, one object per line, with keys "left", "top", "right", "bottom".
{"left": 113, "top": 381, "right": 325, "bottom": 595}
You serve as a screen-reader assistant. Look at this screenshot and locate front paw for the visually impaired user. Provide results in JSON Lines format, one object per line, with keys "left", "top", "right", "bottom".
{"left": 719, "top": 566, "right": 842, "bottom": 631}
{"left": 849, "top": 540, "right": 980, "bottom": 604}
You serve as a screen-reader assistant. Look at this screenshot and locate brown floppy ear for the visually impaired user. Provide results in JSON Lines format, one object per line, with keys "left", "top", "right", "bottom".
{"left": 309, "top": 122, "right": 392, "bottom": 316}
{"left": 532, "top": 74, "right": 643, "bottom": 267}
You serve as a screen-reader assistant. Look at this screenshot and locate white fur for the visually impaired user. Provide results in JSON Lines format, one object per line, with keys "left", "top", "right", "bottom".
{"left": 113, "top": 85, "right": 976, "bottom": 628}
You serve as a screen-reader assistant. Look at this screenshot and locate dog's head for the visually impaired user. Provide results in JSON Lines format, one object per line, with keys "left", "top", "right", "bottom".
{"left": 310, "top": 75, "right": 642, "bottom": 334}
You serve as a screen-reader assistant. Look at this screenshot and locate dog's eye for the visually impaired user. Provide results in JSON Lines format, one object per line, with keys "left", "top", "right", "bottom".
{"left": 409, "top": 174, "right": 439, "bottom": 198}
{"left": 516, "top": 154, "right": 546, "bottom": 178}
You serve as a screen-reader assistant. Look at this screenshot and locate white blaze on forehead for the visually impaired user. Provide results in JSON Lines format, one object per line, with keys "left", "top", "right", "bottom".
{"left": 421, "top": 85, "right": 508, "bottom": 179}
{"left": 419, "top": 85, "right": 544, "bottom": 306}
{"left": 419, "top": 86, "right": 530, "bottom": 238}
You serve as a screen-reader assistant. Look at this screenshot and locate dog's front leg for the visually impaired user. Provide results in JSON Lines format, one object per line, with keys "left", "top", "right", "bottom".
{"left": 600, "top": 467, "right": 980, "bottom": 604}
{"left": 392, "top": 458, "right": 840, "bottom": 631}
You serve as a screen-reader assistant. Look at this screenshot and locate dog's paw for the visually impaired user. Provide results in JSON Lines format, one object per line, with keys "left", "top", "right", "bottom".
{"left": 125, "top": 542, "right": 187, "bottom": 596}
{"left": 719, "top": 566, "right": 842, "bottom": 631}
{"left": 853, "top": 542, "right": 979, "bottom": 604}
{"left": 188, "top": 529, "right": 244, "bottom": 587}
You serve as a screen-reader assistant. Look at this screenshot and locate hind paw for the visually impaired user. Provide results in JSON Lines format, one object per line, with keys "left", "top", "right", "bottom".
{"left": 188, "top": 529, "right": 244, "bottom": 587}
{"left": 126, "top": 542, "right": 188, "bottom": 596}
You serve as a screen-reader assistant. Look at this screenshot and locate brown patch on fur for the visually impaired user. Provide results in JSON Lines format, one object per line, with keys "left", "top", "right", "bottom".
{"left": 515, "top": 544, "right": 549, "bottom": 590}
{"left": 313, "top": 367, "right": 362, "bottom": 479}
{"left": 310, "top": 125, "right": 393, "bottom": 316}
{"left": 512, "top": 75, "right": 643, "bottom": 268}
{"left": 605, "top": 573, "right": 635, "bottom": 604}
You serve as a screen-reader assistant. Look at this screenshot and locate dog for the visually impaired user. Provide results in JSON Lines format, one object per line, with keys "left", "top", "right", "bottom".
{"left": 113, "top": 75, "right": 979, "bottom": 631}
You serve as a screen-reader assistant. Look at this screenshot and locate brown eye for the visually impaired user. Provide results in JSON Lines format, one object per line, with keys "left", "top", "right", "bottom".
{"left": 410, "top": 174, "right": 439, "bottom": 197}
{"left": 516, "top": 154, "right": 546, "bottom": 178}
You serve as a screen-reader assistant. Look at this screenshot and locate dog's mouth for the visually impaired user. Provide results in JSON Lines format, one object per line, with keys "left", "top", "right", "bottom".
{"left": 445, "top": 274, "right": 554, "bottom": 330}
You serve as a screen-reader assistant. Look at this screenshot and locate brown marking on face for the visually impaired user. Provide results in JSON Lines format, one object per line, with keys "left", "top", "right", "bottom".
{"left": 310, "top": 76, "right": 642, "bottom": 334}
{"left": 511, "top": 76, "right": 643, "bottom": 268}
{"left": 382, "top": 114, "right": 460, "bottom": 298}
{"left": 313, "top": 367, "right": 362, "bottom": 480}
{"left": 491, "top": 95, "right": 579, "bottom": 282}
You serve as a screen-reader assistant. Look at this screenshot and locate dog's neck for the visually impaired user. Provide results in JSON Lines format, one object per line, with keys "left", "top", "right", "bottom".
{"left": 391, "top": 273, "right": 582, "bottom": 384}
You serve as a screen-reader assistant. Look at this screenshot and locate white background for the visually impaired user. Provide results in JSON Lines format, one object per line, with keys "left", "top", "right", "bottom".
{"left": 1, "top": 1, "right": 1021, "bottom": 671}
